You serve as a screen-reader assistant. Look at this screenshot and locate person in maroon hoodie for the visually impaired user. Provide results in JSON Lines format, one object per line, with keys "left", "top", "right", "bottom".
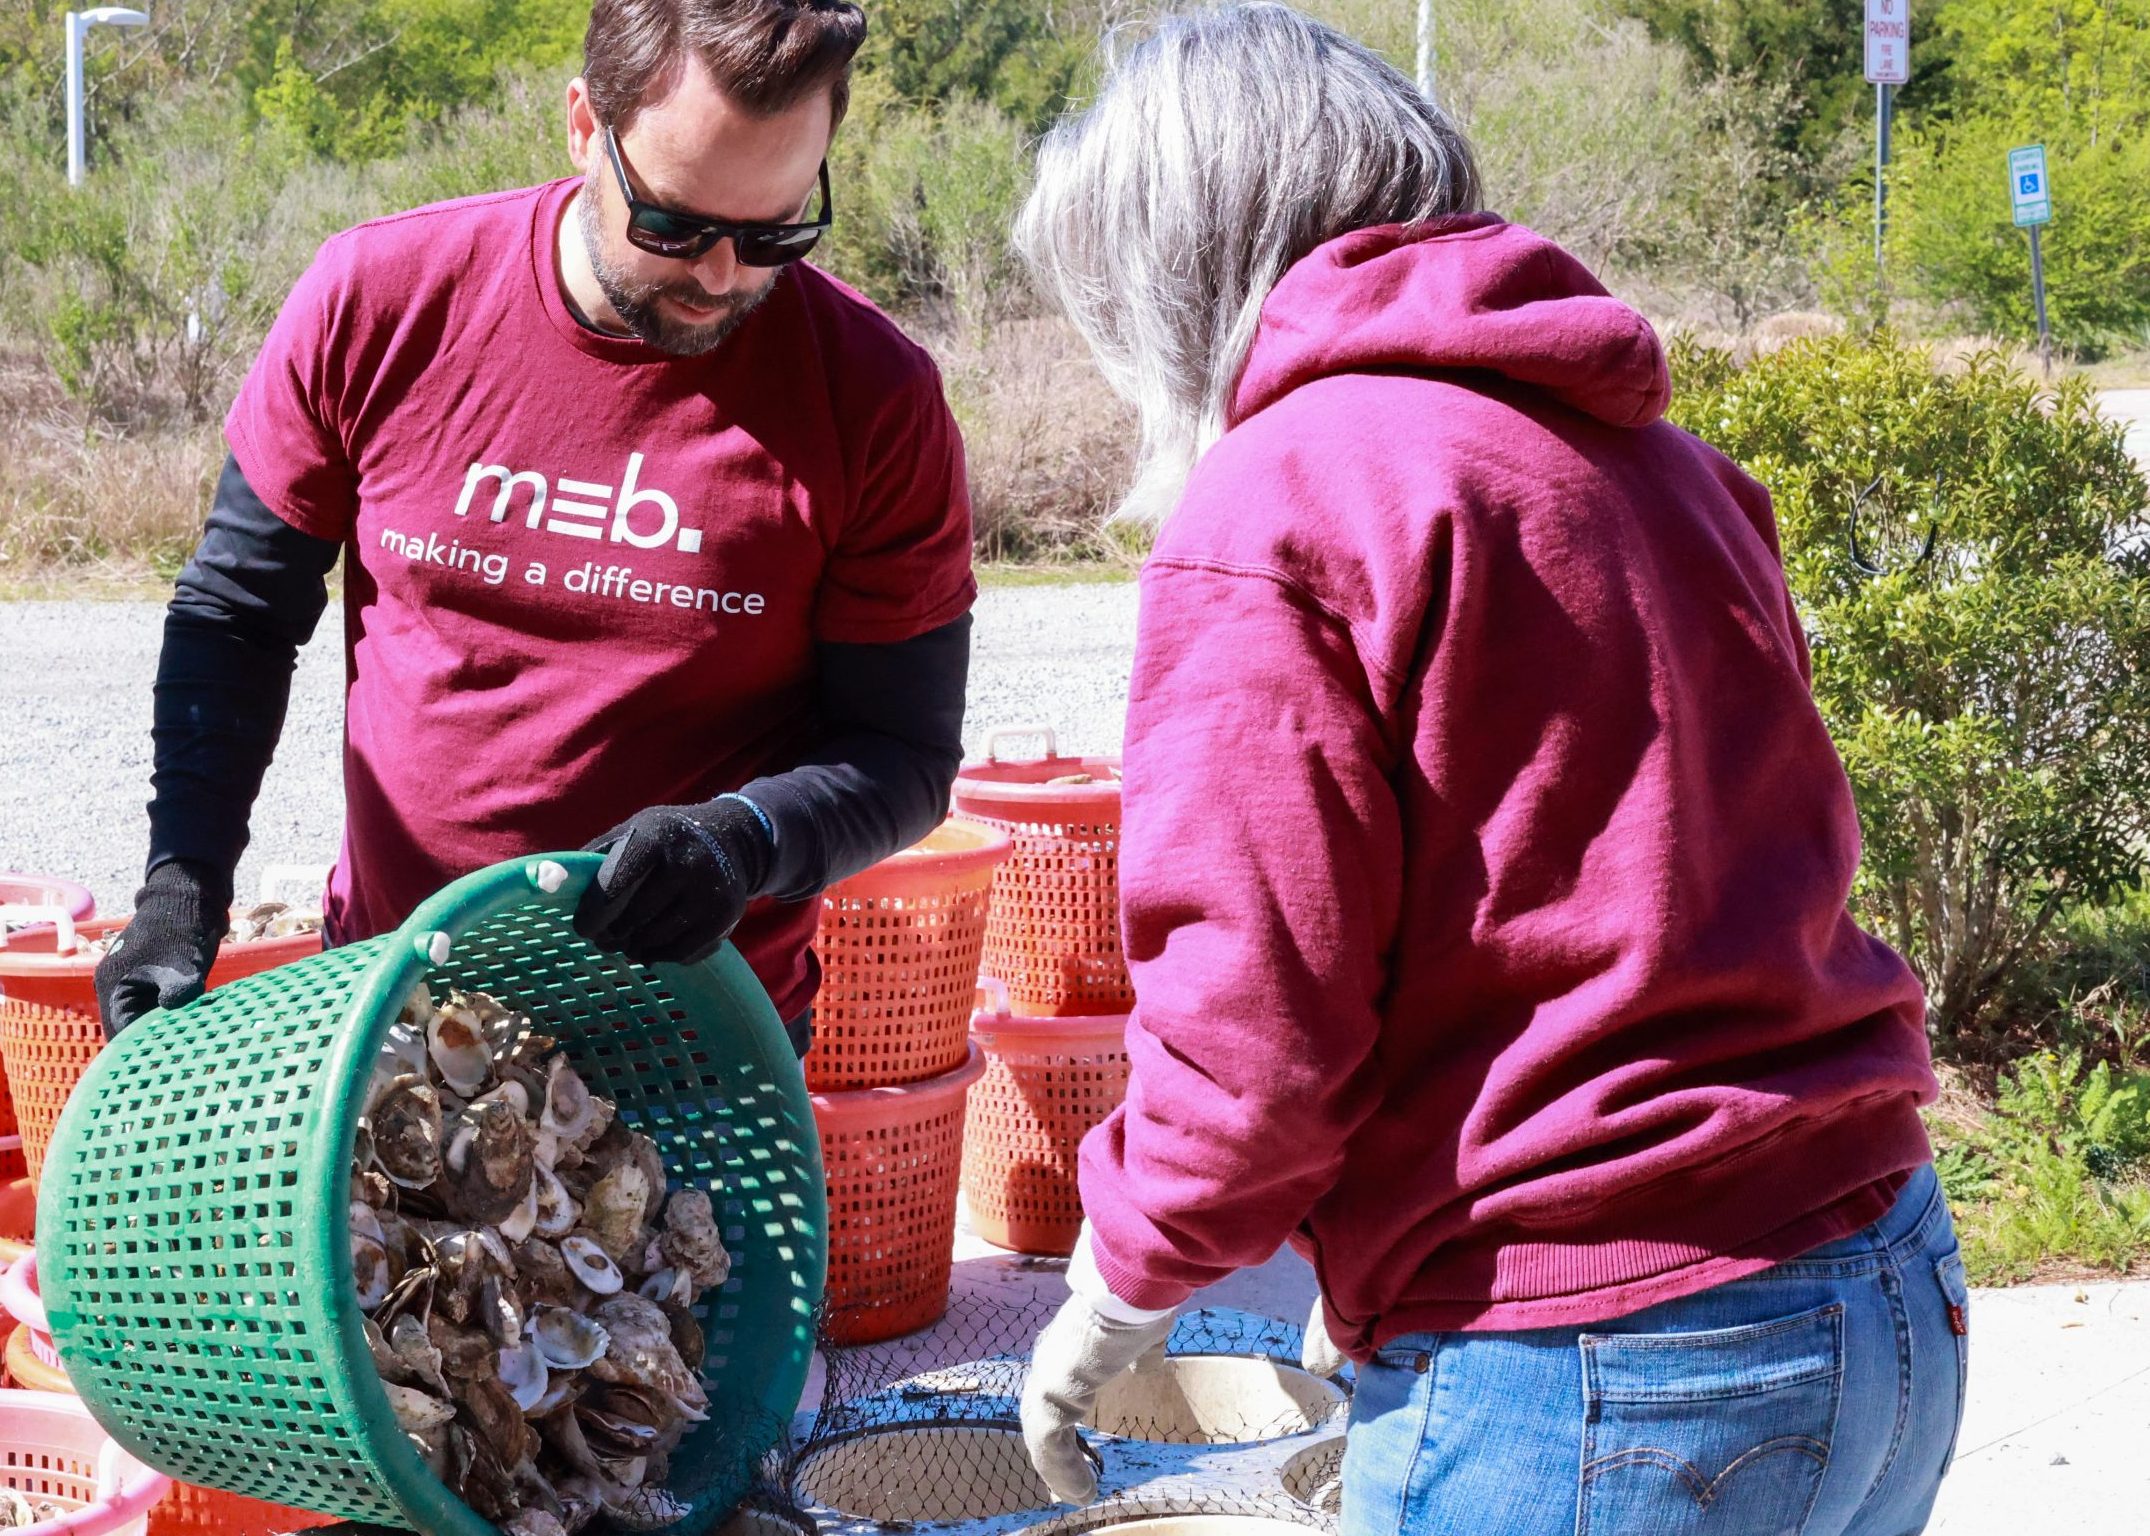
{"left": 1012, "top": 7, "right": 1966, "bottom": 1534}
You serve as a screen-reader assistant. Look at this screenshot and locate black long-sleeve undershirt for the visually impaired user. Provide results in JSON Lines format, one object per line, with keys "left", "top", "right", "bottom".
{"left": 146, "top": 452, "right": 970, "bottom": 911}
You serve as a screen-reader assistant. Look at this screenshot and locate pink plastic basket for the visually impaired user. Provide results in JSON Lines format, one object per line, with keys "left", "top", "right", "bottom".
{"left": 0, "top": 1388, "right": 168, "bottom": 1534}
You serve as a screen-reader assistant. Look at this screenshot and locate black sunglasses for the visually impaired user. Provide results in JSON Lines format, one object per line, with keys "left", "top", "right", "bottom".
{"left": 603, "top": 125, "right": 832, "bottom": 266}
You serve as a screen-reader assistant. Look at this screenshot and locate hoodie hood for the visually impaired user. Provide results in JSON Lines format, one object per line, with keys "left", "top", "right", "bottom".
{"left": 1231, "top": 216, "right": 1671, "bottom": 432}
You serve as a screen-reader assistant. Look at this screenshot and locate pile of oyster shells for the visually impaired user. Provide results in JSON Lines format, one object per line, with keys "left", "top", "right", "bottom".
{"left": 227, "top": 899, "right": 325, "bottom": 943}
{"left": 0, "top": 1493, "right": 66, "bottom": 1527}
{"left": 355, "top": 983, "right": 729, "bottom": 1535}
{"left": 78, "top": 900, "right": 323, "bottom": 960}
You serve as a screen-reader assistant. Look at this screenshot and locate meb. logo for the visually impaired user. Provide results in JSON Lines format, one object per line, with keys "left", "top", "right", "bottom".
{"left": 453, "top": 453, "right": 703, "bottom": 553}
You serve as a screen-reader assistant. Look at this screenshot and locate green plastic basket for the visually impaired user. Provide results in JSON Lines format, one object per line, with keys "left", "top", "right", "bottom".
{"left": 34, "top": 853, "right": 827, "bottom": 1536}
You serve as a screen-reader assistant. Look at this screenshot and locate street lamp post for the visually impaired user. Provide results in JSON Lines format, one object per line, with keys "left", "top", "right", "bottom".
{"left": 66, "top": 7, "right": 150, "bottom": 186}
{"left": 1417, "top": 0, "right": 1436, "bottom": 103}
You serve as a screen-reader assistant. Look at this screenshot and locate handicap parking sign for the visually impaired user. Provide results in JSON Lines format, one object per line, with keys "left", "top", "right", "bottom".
{"left": 2009, "top": 145, "right": 2051, "bottom": 227}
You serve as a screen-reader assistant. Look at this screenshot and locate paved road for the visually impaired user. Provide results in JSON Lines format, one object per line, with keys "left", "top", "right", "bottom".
{"left": 2102, "top": 388, "right": 2150, "bottom": 474}
{"left": 0, "top": 582, "right": 1139, "bottom": 917}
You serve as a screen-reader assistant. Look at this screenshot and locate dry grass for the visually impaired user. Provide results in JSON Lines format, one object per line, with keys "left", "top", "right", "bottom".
{"left": 923, "top": 314, "right": 1136, "bottom": 566}
{"left": 0, "top": 349, "right": 222, "bottom": 580}
{"left": 0, "top": 317, "right": 1138, "bottom": 583}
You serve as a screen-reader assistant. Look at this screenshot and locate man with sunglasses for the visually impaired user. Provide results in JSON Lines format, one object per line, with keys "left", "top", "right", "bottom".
{"left": 96, "top": 0, "right": 976, "bottom": 1055}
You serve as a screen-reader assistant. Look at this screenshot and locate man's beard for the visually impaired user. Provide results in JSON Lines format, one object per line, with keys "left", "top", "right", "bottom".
{"left": 578, "top": 182, "right": 775, "bottom": 357}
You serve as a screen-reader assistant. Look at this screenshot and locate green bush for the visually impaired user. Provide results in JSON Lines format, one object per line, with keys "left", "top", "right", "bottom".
{"left": 1670, "top": 334, "right": 2150, "bottom": 1055}
{"left": 1934, "top": 1049, "right": 2150, "bottom": 1281}
{"left": 1887, "top": 122, "right": 2150, "bottom": 352}
{"left": 819, "top": 87, "right": 1032, "bottom": 333}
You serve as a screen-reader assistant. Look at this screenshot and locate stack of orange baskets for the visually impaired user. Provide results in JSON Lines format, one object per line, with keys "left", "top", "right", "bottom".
{"left": 0, "top": 909, "right": 322, "bottom": 1186}
{"left": 951, "top": 728, "right": 1136, "bottom": 1256}
{"left": 0, "top": 876, "right": 97, "bottom": 1187}
{"left": 809, "top": 819, "right": 1010, "bottom": 1344}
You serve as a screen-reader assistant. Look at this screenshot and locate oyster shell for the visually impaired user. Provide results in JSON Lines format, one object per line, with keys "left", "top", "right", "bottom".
{"left": 529, "top": 1304, "right": 610, "bottom": 1370}
{"left": 428, "top": 998, "right": 494, "bottom": 1096}
{"left": 385, "top": 1383, "right": 455, "bottom": 1435}
{"left": 579, "top": 1159, "right": 654, "bottom": 1264}
{"left": 655, "top": 1301, "right": 705, "bottom": 1373}
{"left": 513, "top": 1237, "right": 580, "bottom": 1309}
{"left": 442, "top": 1099, "right": 536, "bottom": 1226}
{"left": 637, "top": 1267, "right": 692, "bottom": 1307}
{"left": 655, "top": 1189, "right": 730, "bottom": 1289}
{"left": 588, "top": 1295, "right": 706, "bottom": 1414}
{"left": 533, "top": 1164, "right": 581, "bottom": 1240}
{"left": 539, "top": 1057, "right": 612, "bottom": 1167}
{"left": 428, "top": 1315, "right": 498, "bottom": 1382}
{"left": 370, "top": 1074, "right": 443, "bottom": 1189}
{"left": 499, "top": 1179, "right": 541, "bottom": 1245}
{"left": 561, "top": 1235, "right": 624, "bottom": 1296}
{"left": 389, "top": 1313, "right": 451, "bottom": 1396}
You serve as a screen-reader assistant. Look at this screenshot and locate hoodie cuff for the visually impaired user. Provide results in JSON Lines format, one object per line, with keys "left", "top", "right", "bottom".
{"left": 1069, "top": 1222, "right": 1187, "bottom": 1323}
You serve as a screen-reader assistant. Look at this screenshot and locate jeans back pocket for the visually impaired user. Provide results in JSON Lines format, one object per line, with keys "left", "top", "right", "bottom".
{"left": 1579, "top": 1303, "right": 1844, "bottom": 1536}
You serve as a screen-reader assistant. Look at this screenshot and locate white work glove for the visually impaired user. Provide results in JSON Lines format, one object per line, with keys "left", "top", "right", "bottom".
{"left": 1021, "top": 1223, "right": 1178, "bottom": 1505}
{"left": 1021, "top": 1292, "right": 1175, "bottom": 1505}
{"left": 1301, "top": 1294, "right": 1348, "bottom": 1381}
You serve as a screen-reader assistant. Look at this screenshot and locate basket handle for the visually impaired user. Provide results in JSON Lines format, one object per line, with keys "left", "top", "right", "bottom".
{"left": 2, "top": 1254, "right": 44, "bottom": 1334}
{"left": 0, "top": 904, "right": 80, "bottom": 955}
{"left": 982, "top": 725, "right": 1059, "bottom": 764}
{"left": 257, "top": 863, "right": 333, "bottom": 907}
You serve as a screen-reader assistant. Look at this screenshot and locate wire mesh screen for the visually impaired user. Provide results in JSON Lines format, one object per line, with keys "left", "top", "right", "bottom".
{"left": 793, "top": 1287, "right": 1349, "bottom": 1535}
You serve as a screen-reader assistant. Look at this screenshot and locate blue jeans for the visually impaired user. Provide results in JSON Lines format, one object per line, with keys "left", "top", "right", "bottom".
{"left": 1342, "top": 1164, "right": 1968, "bottom": 1536}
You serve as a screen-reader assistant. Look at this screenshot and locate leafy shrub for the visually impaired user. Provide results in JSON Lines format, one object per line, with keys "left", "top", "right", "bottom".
{"left": 1934, "top": 1050, "right": 2150, "bottom": 1282}
{"left": 1670, "top": 333, "right": 2150, "bottom": 1054}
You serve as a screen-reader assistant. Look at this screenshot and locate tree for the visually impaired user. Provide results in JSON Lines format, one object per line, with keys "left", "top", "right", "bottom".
{"left": 1670, "top": 334, "right": 2150, "bottom": 1056}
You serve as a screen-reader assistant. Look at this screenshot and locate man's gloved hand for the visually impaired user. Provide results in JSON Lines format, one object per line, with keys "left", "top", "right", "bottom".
{"left": 93, "top": 860, "right": 231, "bottom": 1041}
{"left": 574, "top": 796, "right": 774, "bottom": 966}
{"left": 1021, "top": 1292, "right": 1176, "bottom": 1506}
{"left": 1301, "top": 1294, "right": 1348, "bottom": 1381}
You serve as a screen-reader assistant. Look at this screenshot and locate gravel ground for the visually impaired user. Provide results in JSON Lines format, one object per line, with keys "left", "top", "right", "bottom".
{"left": 0, "top": 582, "right": 1137, "bottom": 918}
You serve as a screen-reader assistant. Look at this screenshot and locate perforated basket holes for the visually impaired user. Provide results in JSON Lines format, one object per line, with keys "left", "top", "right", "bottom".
{"left": 0, "top": 1438, "right": 100, "bottom": 1506}
{"left": 809, "top": 884, "right": 994, "bottom": 1092}
{"left": 422, "top": 905, "right": 816, "bottom": 1517}
{"left": 816, "top": 1091, "right": 970, "bottom": 1347}
{"left": 0, "top": 996, "right": 103, "bottom": 1186}
{"left": 969, "top": 815, "right": 1133, "bottom": 1016}
{"left": 961, "top": 1038, "right": 1130, "bottom": 1256}
{"left": 46, "top": 939, "right": 403, "bottom": 1524}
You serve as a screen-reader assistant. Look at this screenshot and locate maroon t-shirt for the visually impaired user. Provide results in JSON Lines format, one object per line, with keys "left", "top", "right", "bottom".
{"left": 225, "top": 180, "right": 975, "bottom": 1016}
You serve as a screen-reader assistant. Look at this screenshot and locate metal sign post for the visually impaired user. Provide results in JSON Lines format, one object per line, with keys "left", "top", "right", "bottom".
{"left": 1865, "top": 0, "right": 1911, "bottom": 305}
{"left": 2009, "top": 144, "right": 2054, "bottom": 376}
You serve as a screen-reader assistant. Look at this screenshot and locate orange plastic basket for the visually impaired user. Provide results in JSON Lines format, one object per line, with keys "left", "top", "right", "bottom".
{"left": 812, "top": 1043, "right": 988, "bottom": 1346}
{"left": 0, "top": 1174, "right": 31, "bottom": 1271}
{"left": 961, "top": 984, "right": 1131, "bottom": 1255}
{"left": 808, "top": 819, "right": 1011, "bottom": 1092}
{"left": 0, "top": 916, "right": 322, "bottom": 1186}
{"left": 951, "top": 727, "right": 1132, "bottom": 1017}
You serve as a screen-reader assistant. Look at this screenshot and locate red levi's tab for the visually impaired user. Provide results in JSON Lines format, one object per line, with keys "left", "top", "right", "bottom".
{"left": 225, "top": 179, "right": 975, "bottom": 1016}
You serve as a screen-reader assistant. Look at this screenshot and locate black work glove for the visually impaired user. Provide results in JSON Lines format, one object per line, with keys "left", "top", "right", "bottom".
{"left": 93, "top": 860, "right": 231, "bottom": 1041}
{"left": 573, "top": 796, "right": 775, "bottom": 966}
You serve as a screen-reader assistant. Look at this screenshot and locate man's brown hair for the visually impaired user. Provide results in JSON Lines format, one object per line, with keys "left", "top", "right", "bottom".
{"left": 585, "top": 0, "right": 867, "bottom": 132}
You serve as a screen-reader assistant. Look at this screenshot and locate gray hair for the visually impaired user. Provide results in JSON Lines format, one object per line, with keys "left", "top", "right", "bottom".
{"left": 1016, "top": 3, "right": 1481, "bottom": 525}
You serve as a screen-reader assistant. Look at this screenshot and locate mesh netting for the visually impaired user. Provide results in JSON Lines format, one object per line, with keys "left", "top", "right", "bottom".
{"left": 793, "top": 1290, "right": 1349, "bottom": 1534}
